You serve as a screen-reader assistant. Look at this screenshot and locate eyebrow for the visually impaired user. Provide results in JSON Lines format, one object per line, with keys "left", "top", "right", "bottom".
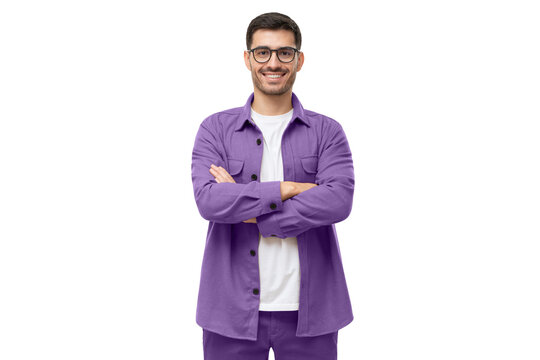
{"left": 252, "top": 45, "right": 296, "bottom": 49}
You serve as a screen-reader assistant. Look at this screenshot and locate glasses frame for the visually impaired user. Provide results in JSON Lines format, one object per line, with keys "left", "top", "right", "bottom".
{"left": 247, "top": 46, "right": 300, "bottom": 63}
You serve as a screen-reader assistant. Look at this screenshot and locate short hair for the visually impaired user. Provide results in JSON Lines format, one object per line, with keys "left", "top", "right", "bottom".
{"left": 246, "top": 12, "right": 302, "bottom": 50}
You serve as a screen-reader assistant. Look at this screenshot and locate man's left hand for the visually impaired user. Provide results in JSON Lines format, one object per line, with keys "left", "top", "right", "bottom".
{"left": 209, "top": 164, "right": 257, "bottom": 224}
{"left": 209, "top": 164, "right": 236, "bottom": 184}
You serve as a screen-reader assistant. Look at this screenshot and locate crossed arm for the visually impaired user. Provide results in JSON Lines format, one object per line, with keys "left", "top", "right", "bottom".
{"left": 208, "top": 163, "right": 318, "bottom": 223}
{"left": 191, "top": 117, "right": 354, "bottom": 238}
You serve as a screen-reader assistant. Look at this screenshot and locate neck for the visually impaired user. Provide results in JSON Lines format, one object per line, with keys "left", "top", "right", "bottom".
{"left": 251, "top": 88, "right": 293, "bottom": 116}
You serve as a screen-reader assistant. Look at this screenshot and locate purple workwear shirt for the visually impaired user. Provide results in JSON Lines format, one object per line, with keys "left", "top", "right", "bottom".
{"left": 191, "top": 91, "right": 355, "bottom": 341}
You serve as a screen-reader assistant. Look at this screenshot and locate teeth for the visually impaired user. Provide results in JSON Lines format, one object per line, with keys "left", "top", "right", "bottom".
{"left": 267, "top": 74, "right": 281, "bottom": 78}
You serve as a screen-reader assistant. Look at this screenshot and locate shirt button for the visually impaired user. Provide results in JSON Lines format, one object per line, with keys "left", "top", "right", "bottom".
{"left": 251, "top": 174, "right": 258, "bottom": 181}
{"left": 256, "top": 138, "right": 262, "bottom": 145}
{"left": 250, "top": 250, "right": 256, "bottom": 256}
{"left": 253, "top": 288, "right": 259, "bottom": 295}
{"left": 270, "top": 203, "right": 277, "bottom": 210}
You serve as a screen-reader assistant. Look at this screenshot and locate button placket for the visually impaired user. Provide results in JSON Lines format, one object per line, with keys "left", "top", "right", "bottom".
{"left": 244, "top": 125, "right": 262, "bottom": 289}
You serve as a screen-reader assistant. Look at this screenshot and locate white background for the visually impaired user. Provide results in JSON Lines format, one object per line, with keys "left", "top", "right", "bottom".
{"left": 1, "top": 0, "right": 539, "bottom": 359}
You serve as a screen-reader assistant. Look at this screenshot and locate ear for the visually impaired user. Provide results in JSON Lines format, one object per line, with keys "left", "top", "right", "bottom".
{"left": 296, "top": 51, "right": 305, "bottom": 72}
{"left": 244, "top": 51, "right": 252, "bottom": 71}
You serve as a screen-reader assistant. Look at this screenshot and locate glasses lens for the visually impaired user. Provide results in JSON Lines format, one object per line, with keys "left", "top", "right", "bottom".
{"left": 278, "top": 48, "right": 295, "bottom": 62}
{"left": 252, "top": 47, "right": 296, "bottom": 62}
{"left": 253, "top": 48, "right": 270, "bottom": 62}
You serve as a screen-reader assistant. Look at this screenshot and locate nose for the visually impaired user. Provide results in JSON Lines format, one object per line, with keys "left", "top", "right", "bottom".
{"left": 267, "top": 51, "right": 281, "bottom": 67}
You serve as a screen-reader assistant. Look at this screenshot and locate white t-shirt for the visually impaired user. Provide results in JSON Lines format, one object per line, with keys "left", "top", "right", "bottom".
{"left": 250, "top": 107, "right": 300, "bottom": 311}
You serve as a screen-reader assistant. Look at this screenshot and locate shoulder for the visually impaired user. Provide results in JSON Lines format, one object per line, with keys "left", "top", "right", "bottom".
{"left": 200, "top": 106, "right": 244, "bottom": 129}
{"left": 303, "top": 109, "right": 344, "bottom": 134}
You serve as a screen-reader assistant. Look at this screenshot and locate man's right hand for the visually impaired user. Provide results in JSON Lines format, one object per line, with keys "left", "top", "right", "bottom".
{"left": 243, "top": 181, "right": 318, "bottom": 223}
{"left": 281, "top": 181, "right": 318, "bottom": 201}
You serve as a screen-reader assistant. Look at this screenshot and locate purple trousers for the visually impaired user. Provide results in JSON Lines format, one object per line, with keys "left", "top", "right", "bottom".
{"left": 202, "top": 310, "right": 338, "bottom": 360}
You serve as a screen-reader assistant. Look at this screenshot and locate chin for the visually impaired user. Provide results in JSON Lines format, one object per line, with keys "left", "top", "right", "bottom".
{"left": 261, "top": 88, "right": 290, "bottom": 96}
{"left": 256, "top": 81, "right": 294, "bottom": 96}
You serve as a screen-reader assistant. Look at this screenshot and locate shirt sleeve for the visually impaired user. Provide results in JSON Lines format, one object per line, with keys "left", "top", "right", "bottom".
{"left": 256, "top": 121, "right": 354, "bottom": 238}
{"left": 191, "top": 117, "right": 283, "bottom": 224}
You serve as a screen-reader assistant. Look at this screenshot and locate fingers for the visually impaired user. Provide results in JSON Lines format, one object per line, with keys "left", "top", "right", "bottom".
{"left": 209, "top": 165, "right": 222, "bottom": 183}
{"left": 209, "top": 164, "right": 236, "bottom": 183}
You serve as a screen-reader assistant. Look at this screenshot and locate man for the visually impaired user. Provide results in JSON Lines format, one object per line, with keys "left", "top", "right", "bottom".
{"left": 191, "top": 12, "right": 355, "bottom": 360}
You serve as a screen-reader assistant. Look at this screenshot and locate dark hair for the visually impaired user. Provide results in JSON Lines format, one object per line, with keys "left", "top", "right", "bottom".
{"left": 246, "top": 12, "right": 302, "bottom": 50}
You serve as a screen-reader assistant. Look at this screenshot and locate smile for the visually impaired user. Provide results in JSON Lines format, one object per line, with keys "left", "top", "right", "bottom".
{"left": 262, "top": 72, "right": 286, "bottom": 80}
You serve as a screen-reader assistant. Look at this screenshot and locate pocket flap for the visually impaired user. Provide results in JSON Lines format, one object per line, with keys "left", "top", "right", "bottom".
{"left": 300, "top": 155, "right": 318, "bottom": 174}
{"left": 227, "top": 158, "right": 244, "bottom": 175}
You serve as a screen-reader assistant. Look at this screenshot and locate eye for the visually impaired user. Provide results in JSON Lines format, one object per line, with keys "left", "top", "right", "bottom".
{"left": 279, "top": 49, "right": 293, "bottom": 56}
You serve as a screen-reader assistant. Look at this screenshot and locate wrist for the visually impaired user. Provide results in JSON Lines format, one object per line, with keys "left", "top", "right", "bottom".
{"left": 280, "top": 181, "right": 297, "bottom": 201}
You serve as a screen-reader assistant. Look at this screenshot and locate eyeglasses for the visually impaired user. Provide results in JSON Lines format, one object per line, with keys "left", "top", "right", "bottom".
{"left": 247, "top": 46, "right": 300, "bottom": 63}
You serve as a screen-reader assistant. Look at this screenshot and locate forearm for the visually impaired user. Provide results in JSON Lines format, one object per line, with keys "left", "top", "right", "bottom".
{"left": 255, "top": 121, "right": 355, "bottom": 237}
{"left": 280, "top": 181, "right": 297, "bottom": 201}
{"left": 256, "top": 180, "right": 354, "bottom": 237}
{"left": 195, "top": 180, "right": 283, "bottom": 224}
{"left": 244, "top": 181, "right": 315, "bottom": 223}
{"left": 193, "top": 119, "right": 287, "bottom": 224}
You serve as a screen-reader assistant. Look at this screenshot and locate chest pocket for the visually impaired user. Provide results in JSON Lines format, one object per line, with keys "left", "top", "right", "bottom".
{"left": 227, "top": 158, "right": 245, "bottom": 183}
{"left": 299, "top": 155, "right": 318, "bottom": 183}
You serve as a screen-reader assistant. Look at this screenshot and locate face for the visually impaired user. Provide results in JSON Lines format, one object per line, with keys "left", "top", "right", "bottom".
{"left": 244, "top": 29, "right": 304, "bottom": 96}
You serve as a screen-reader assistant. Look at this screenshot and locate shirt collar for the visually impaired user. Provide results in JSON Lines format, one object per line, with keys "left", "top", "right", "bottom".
{"left": 234, "top": 91, "right": 310, "bottom": 131}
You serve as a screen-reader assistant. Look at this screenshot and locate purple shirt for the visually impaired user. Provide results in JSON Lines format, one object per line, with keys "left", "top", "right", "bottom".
{"left": 191, "top": 92, "right": 355, "bottom": 340}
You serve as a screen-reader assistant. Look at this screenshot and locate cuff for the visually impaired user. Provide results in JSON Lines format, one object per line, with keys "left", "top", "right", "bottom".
{"left": 258, "top": 180, "right": 283, "bottom": 215}
{"left": 256, "top": 209, "right": 284, "bottom": 238}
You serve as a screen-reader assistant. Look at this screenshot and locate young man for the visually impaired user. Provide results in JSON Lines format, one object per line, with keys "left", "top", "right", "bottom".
{"left": 191, "top": 12, "right": 355, "bottom": 360}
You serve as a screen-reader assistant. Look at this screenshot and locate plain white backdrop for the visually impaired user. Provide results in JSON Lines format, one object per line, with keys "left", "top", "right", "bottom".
{"left": 1, "top": 1, "right": 539, "bottom": 359}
